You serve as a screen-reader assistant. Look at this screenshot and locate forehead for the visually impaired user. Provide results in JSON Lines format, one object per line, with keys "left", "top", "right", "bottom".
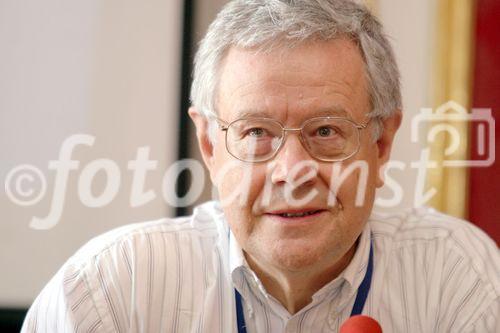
{"left": 217, "top": 38, "right": 370, "bottom": 122}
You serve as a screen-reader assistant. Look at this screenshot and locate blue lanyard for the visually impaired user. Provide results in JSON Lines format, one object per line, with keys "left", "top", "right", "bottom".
{"left": 235, "top": 240, "right": 374, "bottom": 333}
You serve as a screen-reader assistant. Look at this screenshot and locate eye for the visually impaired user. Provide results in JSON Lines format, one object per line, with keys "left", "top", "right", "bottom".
{"left": 316, "top": 126, "right": 338, "bottom": 137}
{"left": 246, "top": 127, "right": 266, "bottom": 137}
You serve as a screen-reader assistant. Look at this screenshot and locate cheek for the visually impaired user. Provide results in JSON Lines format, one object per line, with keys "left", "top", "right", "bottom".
{"left": 324, "top": 158, "right": 378, "bottom": 209}
{"left": 212, "top": 158, "right": 267, "bottom": 208}
{"left": 215, "top": 163, "right": 269, "bottom": 244}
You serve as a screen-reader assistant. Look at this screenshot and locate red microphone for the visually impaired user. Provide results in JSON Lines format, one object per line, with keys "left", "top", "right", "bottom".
{"left": 340, "top": 315, "right": 383, "bottom": 333}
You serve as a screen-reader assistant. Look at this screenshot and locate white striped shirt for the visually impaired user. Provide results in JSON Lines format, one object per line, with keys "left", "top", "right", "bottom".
{"left": 22, "top": 201, "right": 499, "bottom": 332}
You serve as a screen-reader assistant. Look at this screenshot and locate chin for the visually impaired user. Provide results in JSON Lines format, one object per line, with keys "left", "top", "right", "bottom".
{"left": 267, "top": 240, "right": 330, "bottom": 271}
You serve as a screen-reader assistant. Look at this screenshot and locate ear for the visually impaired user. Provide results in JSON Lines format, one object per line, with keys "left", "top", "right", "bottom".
{"left": 188, "top": 107, "right": 216, "bottom": 174}
{"left": 375, "top": 110, "right": 402, "bottom": 188}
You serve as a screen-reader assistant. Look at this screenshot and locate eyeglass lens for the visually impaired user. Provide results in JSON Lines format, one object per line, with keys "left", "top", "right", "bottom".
{"left": 225, "top": 118, "right": 360, "bottom": 162}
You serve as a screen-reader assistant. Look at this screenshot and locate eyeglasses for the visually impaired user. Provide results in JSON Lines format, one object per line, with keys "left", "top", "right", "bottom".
{"left": 214, "top": 116, "right": 369, "bottom": 163}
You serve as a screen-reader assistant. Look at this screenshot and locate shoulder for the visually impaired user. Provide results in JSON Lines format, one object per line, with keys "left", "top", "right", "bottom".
{"left": 369, "top": 206, "right": 498, "bottom": 256}
{"left": 23, "top": 201, "right": 228, "bottom": 332}
{"left": 67, "top": 201, "right": 226, "bottom": 270}
{"left": 369, "top": 206, "right": 499, "bottom": 295}
{"left": 369, "top": 207, "right": 499, "bottom": 331}
{"left": 369, "top": 207, "right": 499, "bottom": 278}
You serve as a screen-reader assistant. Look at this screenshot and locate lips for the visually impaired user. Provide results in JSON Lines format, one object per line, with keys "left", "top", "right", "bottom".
{"left": 265, "top": 208, "right": 326, "bottom": 219}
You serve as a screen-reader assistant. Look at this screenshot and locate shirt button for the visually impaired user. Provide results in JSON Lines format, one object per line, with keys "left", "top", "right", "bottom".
{"left": 247, "top": 307, "right": 254, "bottom": 318}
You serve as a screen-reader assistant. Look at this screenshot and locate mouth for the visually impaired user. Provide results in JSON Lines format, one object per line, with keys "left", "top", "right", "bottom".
{"left": 265, "top": 209, "right": 326, "bottom": 221}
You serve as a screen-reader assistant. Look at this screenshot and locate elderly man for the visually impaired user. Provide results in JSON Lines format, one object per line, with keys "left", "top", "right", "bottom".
{"left": 22, "top": 0, "right": 499, "bottom": 332}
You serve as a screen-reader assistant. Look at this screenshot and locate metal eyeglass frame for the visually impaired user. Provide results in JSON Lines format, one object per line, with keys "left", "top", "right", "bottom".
{"left": 213, "top": 116, "right": 370, "bottom": 163}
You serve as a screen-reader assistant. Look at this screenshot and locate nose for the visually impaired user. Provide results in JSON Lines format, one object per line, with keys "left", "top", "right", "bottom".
{"left": 270, "top": 133, "right": 319, "bottom": 185}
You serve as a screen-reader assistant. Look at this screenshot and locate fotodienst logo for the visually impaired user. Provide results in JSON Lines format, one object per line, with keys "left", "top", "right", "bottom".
{"left": 3, "top": 101, "right": 496, "bottom": 230}
{"left": 411, "top": 100, "right": 495, "bottom": 167}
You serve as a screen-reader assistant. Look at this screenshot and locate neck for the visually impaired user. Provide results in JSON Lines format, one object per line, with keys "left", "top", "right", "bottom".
{"left": 245, "top": 243, "right": 357, "bottom": 314}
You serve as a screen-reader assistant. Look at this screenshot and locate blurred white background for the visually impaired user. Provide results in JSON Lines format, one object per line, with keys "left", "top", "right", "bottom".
{"left": 0, "top": 0, "right": 183, "bottom": 306}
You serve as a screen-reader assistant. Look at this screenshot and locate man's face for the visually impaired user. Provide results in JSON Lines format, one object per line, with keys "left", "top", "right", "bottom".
{"left": 192, "top": 39, "right": 399, "bottom": 273}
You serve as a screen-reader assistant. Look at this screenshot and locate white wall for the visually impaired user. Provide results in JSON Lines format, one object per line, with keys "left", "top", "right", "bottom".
{"left": 375, "top": 0, "right": 435, "bottom": 211}
{"left": 0, "top": 0, "right": 183, "bottom": 307}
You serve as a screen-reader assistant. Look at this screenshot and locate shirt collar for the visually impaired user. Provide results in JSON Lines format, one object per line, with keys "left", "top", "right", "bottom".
{"left": 229, "top": 228, "right": 254, "bottom": 290}
{"left": 229, "top": 228, "right": 247, "bottom": 275}
{"left": 337, "top": 220, "right": 372, "bottom": 290}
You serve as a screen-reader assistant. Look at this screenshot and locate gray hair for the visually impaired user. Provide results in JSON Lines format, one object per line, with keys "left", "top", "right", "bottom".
{"left": 190, "top": 0, "right": 402, "bottom": 142}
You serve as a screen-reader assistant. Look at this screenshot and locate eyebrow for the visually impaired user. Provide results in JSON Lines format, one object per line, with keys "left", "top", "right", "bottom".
{"left": 312, "top": 108, "right": 349, "bottom": 118}
{"left": 232, "top": 106, "right": 350, "bottom": 120}
{"left": 231, "top": 109, "right": 271, "bottom": 119}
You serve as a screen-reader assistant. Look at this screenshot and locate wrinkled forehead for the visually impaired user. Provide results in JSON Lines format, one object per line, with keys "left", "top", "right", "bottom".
{"left": 215, "top": 39, "right": 371, "bottom": 124}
